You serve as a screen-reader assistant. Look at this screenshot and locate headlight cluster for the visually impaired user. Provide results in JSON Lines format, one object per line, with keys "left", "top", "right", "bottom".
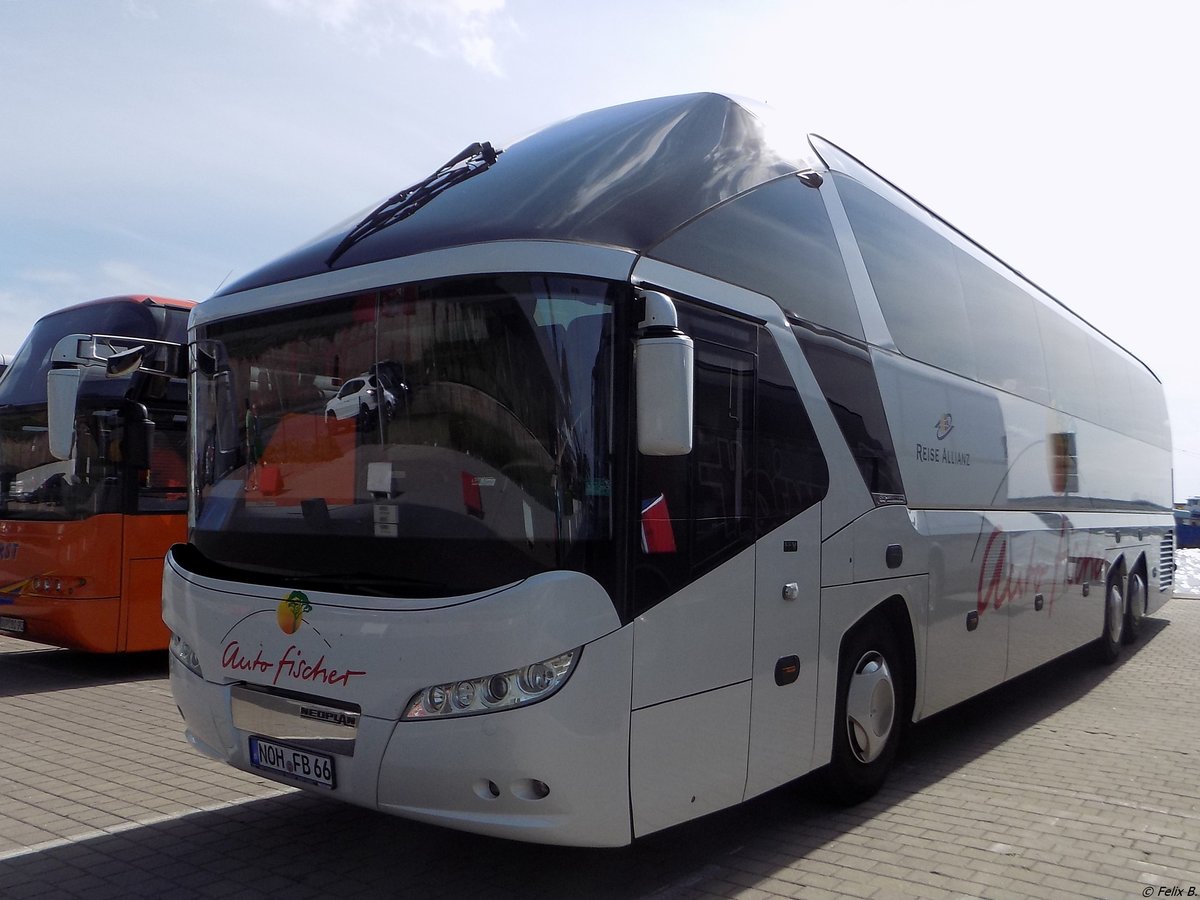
{"left": 402, "top": 649, "right": 579, "bottom": 720}
{"left": 29, "top": 575, "right": 85, "bottom": 596}
{"left": 169, "top": 633, "right": 203, "bottom": 677}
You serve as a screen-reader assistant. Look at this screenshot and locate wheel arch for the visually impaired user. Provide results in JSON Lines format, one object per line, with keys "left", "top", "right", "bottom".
{"left": 839, "top": 594, "right": 918, "bottom": 731}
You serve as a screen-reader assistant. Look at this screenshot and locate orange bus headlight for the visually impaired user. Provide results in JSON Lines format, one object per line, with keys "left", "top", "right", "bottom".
{"left": 29, "top": 576, "right": 87, "bottom": 596}
{"left": 402, "top": 649, "right": 579, "bottom": 720}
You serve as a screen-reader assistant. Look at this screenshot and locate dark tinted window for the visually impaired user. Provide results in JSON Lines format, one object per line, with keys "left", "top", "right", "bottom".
{"left": 647, "top": 176, "right": 863, "bottom": 339}
{"left": 1036, "top": 302, "right": 1100, "bottom": 423}
{"left": 833, "top": 172, "right": 1170, "bottom": 453}
{"left": 192, "top": 275, "right": 621, "bottom": 598}
{"left": 1128, "top": 365, "right": 1171, "bottom": 448}
{"left": 836, "top": 175, "right": 976, "bottom": 377}
{"left": 636, "top": 305, "right": 827, "bottom": 611}
{"left": 755, "top": 330, "right": 828, "bottom": 532}
{"left": 795, "top": 324, "right": 905, "bottom": 500}
{"left": 1088, "top": 338, "right": 1135, "bottom": 427}
{"left": 957, "top": 253, "right": 1050, "bottom": 404}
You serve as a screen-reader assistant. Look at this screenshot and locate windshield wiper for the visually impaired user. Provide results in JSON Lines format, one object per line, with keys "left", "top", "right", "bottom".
{"left": 325, "top": 141, "right": 501, "bottom": 268}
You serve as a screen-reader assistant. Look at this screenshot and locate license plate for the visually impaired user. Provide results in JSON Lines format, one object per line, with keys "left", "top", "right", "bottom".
{"left": 0, "top": 616, "right": 26, "bottom": 634}
{"left": 249, "top": 736, "right": 335, "bottom": 789}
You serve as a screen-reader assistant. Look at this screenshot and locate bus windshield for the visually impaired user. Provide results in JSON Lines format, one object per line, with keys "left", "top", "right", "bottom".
{"left": 191, "top": 274, "right": 621, "bottom": 597}
{"left": 0, "top": 299, "right": 189, "bottom": 522}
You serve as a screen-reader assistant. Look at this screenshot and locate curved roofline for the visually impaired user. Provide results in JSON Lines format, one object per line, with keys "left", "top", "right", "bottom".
{"left": 40, "top": 295, "right": 195, "bottom": 322}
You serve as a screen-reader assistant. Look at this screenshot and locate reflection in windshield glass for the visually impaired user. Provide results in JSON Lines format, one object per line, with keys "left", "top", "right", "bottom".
{"left": 193, "top": 275, "right": 621, "bottom": 597}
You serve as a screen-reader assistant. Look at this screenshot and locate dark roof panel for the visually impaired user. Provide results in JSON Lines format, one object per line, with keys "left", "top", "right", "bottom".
{"left": 218, "top": 93, "right": 807, "bottom": 296}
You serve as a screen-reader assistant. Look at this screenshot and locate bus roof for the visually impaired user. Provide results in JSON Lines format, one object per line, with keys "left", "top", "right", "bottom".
{"left": 39, "top": 295, "right": 196, "bottom": 321}
{"left": 217, "top": 93, "right": 822, "bottom": 297}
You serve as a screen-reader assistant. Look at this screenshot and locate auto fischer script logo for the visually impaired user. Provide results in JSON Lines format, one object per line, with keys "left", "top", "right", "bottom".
{"left": 219, "top": 589, "right": 368, "bottom": 689}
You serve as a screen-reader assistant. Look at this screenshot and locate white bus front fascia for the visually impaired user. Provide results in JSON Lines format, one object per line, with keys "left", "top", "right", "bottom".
{"left": 191, "top": 241, "right": 640, "bottom": 330}
{"left": 163, "top": 554, "right": 635, "bottom": 845}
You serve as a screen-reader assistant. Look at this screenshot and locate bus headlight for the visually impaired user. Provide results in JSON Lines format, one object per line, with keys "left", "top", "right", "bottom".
{"left": 402, "top": 649, "right": 579, "bottom": 720}
{"left": 169, "top": 633, "right": 203, "bottom": 677}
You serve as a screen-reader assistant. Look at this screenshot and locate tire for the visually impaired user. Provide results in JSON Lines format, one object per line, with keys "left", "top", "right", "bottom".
{"left": 1099, "top": 575, "right": 1125, "bottom": 664}
{"left": 1123, "top": 570, "right": 1146, "bottom": 644}
{"left": 826, "top": 623, "right": 904, "bottom": 804}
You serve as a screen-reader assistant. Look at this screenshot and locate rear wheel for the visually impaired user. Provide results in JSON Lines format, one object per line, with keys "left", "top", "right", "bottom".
{"left": 827, "top": 623, "right": 904, "bottom": 803}
{"left": 1099, "top": 575, "right": 1125, "bottom": 663}
{"left": 1123, "top": 570, "right": 1146, "bottom": 643}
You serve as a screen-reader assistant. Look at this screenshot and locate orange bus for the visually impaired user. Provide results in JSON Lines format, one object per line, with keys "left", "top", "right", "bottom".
{"left": 0, "top": 295, "right": 193, "bottom": 652}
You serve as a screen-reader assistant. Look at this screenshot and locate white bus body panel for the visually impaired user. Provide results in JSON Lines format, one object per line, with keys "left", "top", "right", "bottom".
{"left": 628, "top": 547, "right": 755, "bottom": 835}
{"left": 163, "top": 557, "right": 635, "bottom": 846}
{"left": 630, "top": 682, "right": 751, "bottom": 836}
{"left": 746, "top": 508, "right": 822, "bottom": 798}
{"left": 376, "top": 625, "right": 634, "bottom": 847}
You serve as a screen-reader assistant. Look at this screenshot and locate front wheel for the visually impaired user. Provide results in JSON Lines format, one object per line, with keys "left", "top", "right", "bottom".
{"left": 826, "top": 623, "right": 904, "bottom": 804}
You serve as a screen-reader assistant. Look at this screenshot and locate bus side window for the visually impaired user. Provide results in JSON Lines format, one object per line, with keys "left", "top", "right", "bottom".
{"left": 636, "top": 305, "right": 830, "bottom": 612}
{"left": 794, "top": 324, "right": 904, "bottom": 502}
{"left": 755, "top": 328, "right": 828, "bottom": 534}
{"left": 635, "top": 334, "right": 754, "bottom": 612}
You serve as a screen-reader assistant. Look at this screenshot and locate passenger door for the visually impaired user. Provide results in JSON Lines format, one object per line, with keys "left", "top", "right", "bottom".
{"left": 629, "top": 309, "right": 830, "bottom": 833}
{"left": 747, "top": 507, "right": 822, "bottom": 796}
{"left": 629, "top": 312, "right": 759, "bottom": 836}
{"left": 746, "top": 329, "right": 828, "bottom": 797}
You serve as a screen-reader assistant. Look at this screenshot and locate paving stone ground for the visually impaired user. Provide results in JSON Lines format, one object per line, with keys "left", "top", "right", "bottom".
{"left": 1, "top": 595, "right": 1197, "bottom": 899}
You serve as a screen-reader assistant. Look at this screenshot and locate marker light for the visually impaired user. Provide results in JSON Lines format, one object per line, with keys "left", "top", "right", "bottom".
{"left": 403, "top": 649, "right": 579, "bottom": 720}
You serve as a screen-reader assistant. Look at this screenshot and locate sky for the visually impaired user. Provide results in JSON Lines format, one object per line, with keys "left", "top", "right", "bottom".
{"left": 1, "top": 0, "right": 1198, "bottom": 499}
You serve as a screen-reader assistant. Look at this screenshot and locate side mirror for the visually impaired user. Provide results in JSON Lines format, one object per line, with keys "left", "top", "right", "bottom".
{"left": 47, "top": 368, "right": 83, "bottom": 460}
{"left": 105, "top": 345, "right": 146, "bottom": 378}
{"left": 635, "top": 291, "right": 694, "bottom": 456}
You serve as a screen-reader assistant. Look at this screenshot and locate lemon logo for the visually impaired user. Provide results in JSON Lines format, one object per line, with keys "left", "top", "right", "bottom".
{"left": 277, "top": 590, "right": 312, "bottom": 635}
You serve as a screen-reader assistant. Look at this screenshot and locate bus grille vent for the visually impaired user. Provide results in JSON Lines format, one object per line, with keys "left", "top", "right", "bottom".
{"left": 1161, "top": 531, "right": 1176, "bottom": 593}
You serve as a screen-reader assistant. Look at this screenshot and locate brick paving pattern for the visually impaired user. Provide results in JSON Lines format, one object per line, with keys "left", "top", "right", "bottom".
{"left": 1, "top": 597, "right": 1197, "bottom": 898}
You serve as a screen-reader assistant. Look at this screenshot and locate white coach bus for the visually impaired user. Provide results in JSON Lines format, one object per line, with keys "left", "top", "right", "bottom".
{"left": 166, "top": 93, "right": 1173, "bottom": 847}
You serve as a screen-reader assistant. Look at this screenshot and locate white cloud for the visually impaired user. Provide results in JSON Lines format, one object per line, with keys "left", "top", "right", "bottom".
{"left": 260, "top": 0, "right": 513, "bottom": 74}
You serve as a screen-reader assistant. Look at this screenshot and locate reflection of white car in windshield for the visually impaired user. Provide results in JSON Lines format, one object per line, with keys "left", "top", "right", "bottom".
{"left": 324, "top": 374, "right": 396, "bottom": 424}
{"left": 11, "top": 460, "right": 75, "bottom": 504}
